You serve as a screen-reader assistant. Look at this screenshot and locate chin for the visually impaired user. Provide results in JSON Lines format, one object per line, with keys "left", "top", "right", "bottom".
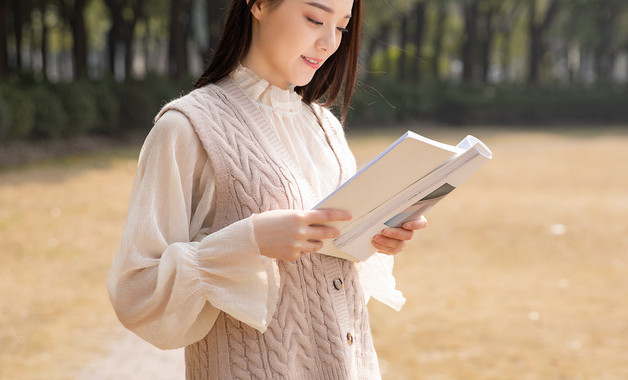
{"left": 293, "top": 77, "right": 315, "bottom": 87}
{"left": 290, "top": 72, "right": 316, "bottom": 87}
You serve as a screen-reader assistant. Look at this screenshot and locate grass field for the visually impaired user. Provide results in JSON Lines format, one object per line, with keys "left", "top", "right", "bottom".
{"left": 1, "top": 126, "right": 627, "bottom": 379}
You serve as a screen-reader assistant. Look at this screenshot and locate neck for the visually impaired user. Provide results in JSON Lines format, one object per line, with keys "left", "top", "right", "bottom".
{"left": 240, "top": 51, "right": 288, "bottom": 90}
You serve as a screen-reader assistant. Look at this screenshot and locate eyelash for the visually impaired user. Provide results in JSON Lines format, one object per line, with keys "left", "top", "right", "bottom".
{"left": 306, "top": 17, "right": 349, "bottom": 33}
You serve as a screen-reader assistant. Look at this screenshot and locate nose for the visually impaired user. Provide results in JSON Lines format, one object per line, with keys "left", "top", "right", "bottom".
{"left": 315, "top": 27, "right": 338, "bottom": 55}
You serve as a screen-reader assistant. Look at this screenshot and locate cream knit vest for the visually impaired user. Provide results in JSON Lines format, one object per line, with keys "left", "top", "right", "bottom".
{"left": 155, "top": 78, "right": 381, "bottom": 380}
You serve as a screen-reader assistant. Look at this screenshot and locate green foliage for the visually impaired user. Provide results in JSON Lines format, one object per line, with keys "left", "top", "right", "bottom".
{"left": 91, "top": 79, "right": 121, "bottom": 135}
{"left": 349, "top": 78, "right": 447, "bottom": 125}
{"left": 348, "top": 79, "right": 628, "bottom": 126}
{"left": 440, "top": 84, "right": 628, "bottom": 125}
{"left": 0, "top": 74, "right": 191, "bottom": 142}
{"left": 52, "top": 82, "right": 99, "bottom": 137}
{"left": 0, "top": 87, "right": 36, "bottom": 140}
{"left": 0, "top": 96, "right": 11, "bottom": 138}
{"left": 29, "top": 85, "right": 70, "bottom": 140}
{"left": 115, "top": 82, "right": 155, "bottom": 132}
{"left": 116, "top": 74, "right": 191, "bottom": 131}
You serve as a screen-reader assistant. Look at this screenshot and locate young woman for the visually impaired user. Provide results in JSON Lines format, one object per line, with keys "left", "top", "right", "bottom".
{"left": 107, "top": 0, "right": 428, "bottom": 378}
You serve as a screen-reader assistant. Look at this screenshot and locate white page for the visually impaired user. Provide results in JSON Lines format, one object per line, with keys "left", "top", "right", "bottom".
{"left": 314, "top": 132, "right": 492, "bottom": 261}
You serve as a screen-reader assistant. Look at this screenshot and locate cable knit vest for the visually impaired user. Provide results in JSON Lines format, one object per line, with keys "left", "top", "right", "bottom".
{"left": 155, "top": 78, "right": 381, "bottom": 380}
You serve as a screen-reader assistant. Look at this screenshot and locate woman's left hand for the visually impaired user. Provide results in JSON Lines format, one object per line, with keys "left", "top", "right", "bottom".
{"left": 371, "top": 215, "right": 428, "bottom": 255}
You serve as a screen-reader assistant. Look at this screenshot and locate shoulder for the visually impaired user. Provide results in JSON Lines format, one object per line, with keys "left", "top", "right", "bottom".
{"left": 156, "top": 84, "right": 224, "bottom": 117}
{"left": 144, "top": 109, "right": 202, "bottom": 157}
{"left": 155, "top": 80, "right": 250, "bottom": 128}
{"left": 152, "top": 109, "right": 194, "bottom": 139}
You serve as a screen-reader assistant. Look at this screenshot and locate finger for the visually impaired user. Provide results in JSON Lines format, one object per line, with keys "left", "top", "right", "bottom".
{"left": 306, "top": 209, "right": 352, "bottom": 224}
{"left": 306, "top": 225, "right": 340, "bottom": 241}
{"left": 284, "top": 251, "right": 305, "bottom": 262}
{"left": 402, "top": 215, "right": 428, "bottom": 230}
{"left": 301, "top": 240, "right": 324, "bottom": 254}
{"left": 381, "top": 227, "right": 414, "bottom": 241}
{"left": 371, "top": 239, "right": 404, "bottom": 255}
{"left": 372, "top": 234, "right": 406, "bottom": 252}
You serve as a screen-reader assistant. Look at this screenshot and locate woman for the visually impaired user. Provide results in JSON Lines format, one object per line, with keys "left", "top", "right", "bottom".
{"left": 107, "top": 0, "right": 428, "bottom": 378}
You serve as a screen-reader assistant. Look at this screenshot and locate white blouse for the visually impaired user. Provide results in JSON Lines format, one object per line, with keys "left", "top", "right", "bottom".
{"left": 107, "top": 64, "right": 405, "bottom": 350}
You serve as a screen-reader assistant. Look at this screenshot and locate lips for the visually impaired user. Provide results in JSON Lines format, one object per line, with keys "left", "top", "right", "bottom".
{"left": 301, "top": 55, "right": 322, "bottom": 69}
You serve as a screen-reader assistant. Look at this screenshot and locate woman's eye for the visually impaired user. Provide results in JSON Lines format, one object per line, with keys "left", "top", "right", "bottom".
{"left": 306, "top": 17, "right": 323, "bottom": 26}
{"left": 337, "top": 26, "right": 349, "bottom": 34}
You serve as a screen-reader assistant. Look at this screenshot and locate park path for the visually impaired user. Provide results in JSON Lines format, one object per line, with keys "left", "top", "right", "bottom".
{"left": 76, "top": 322, "right": 185, "bottom": 380}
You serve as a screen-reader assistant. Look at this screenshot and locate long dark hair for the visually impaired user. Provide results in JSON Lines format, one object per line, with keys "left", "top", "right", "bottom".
{"left": 194, "top": 0, "right": 362, "bottom": 122}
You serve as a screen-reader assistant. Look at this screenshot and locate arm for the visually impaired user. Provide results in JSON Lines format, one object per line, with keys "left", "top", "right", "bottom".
{"left": 107, "top": 111, "right": 279, "bottom": 349}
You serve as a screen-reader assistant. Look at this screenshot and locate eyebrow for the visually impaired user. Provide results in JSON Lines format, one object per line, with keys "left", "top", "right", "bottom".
{"left": 305, "top": 1, "right": 351, "bottom": 19}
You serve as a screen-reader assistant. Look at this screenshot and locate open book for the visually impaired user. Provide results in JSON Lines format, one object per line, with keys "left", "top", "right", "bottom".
{"left": 314, "top": 131, "right": 493, "bottom": 262}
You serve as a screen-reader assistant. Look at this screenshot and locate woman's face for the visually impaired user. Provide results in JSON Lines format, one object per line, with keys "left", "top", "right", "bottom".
{"left": 243, "top": 0, "right": 354, "bottom": 89}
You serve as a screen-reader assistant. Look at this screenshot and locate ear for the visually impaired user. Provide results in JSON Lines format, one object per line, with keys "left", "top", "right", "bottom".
{"left": 249, "top": 0, "right": 266, "bottom": 21}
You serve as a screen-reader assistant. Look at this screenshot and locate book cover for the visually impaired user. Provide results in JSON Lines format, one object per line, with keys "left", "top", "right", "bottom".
{"left": 314, "top": 131, "right": 492, "bottom": 262}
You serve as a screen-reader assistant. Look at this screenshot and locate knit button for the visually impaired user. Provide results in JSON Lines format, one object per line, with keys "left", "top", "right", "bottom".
{"left": 346, "top": 332, "right": 354, "bottom": 346}
{"left": 332, "top": 277, "right": 343, "bottom": 290}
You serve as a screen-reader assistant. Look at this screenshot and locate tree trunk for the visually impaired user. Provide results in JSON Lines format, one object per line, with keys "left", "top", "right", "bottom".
{"left": 123, "top": 0, "right": 146, "bottom": 80}
{"left": 528, "top": 0, "right": 561, "bottom": 86}
{"left": 497, "top": 0, "right": 522, "bottom": 82}
{"left": 72, "top": 0, "right": 87, "bottom": 79}
{"left": 411, "top": 1, "right": 426, "bottom": 83}
{"left": 365, "top": 32, "right": 379, "bottom": 78}
{"left": 105, "top": 0, "right": 123, "bottom": 77}
{"left": 204, "top": 0, "right": 227, "bottom": 63}
{"left": 500, "top": 29, "right": 512, "bottom": 82}
{"left": 11, "top": 0, "right": 23, "bottom": 71}
{"left": 480, "top": 4, "right": 497, "bottom": 83}
{"left": 366, "top": 21, "right": 392, "bottom": 81}
{"left": 0, "top": 0, "right": 7, "bottom": 80}
{"left": 40, "top": 0, "right": 47, "bottom": 80}
{"left": 169, "top": 0, "right": 190, "bottom": 80}
{"left": 593, "top": 0, "right": 617, "bottom": 82}
{"left": 462, "top": 0, "right": 480, "bottom": 83}
{"left": 380, "top": 22, "right": 393, "bottom": 77}
{"left": 398, "top": 15, "right": 408, "bottom": 82}
{"left": 528, "top": 0, "right": 540, "bottom": 85}
{"left": 430, "top": 0, "right": 447, "bottom": 80}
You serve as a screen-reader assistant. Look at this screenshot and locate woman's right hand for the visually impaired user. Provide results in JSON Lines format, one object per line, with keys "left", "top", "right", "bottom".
{"left": 252, "top": 209, "right": 352, "bottom": 262}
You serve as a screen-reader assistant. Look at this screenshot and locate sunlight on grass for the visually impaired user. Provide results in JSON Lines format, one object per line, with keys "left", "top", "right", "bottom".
{"left": 1, "top": 128, "right": 627, "bottom": 379}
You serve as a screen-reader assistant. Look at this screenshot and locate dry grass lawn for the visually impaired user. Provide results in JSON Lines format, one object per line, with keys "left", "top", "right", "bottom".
{"left": 1, "top": 126, "right": 627, "bottom": 379}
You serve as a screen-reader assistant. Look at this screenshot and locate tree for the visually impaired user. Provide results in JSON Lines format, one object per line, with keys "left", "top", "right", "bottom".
{"left": 38, "top": 0, "right": 49, "bottom": 81}
{"left": 10, "top": 0, "right": 24, "bottom": 72}
{"left": 362, "top": 0, "right": 415, "bottom": 80}
{"left": 429, "top": 0, "right": 447, "bottom": 81}
{"left": 495, "top": 0, "right": 523, "bottom": 82}
{"left": 397, "top": 14, "right": 409, "bottom": 82}
{"left": 478, "top": 0, "right": 502, "bottom": 83}
{"left": 169, "top": 0, "right": 191, "bottom": 80}
{"left": 461, "top": 0, "right": 480, "bottom": 83}
{"left": 365, "top": 20, "right": 392, "bottom": 80}
{"left": 123, "top": 0, "right": 146, "bottom": 79}
{"left": 528, "top": 0, "right": 561, "bottom": 85}
{"left": 204, "top": 0, "right": 229, "bottom": 63}
{"left": 0, "top": 0, "right": 7, "bottom": 80}
{"left": 410, "top": 0, "right": 427, "bottom": 83}
{"left": 104, "top": 0, "right": 146, "bottom": 80}
{"left": 70, "top": 0, "right": 88, "bottom": 78}
{"left": 592, "top": 0, "right": 623, "bottom": 82}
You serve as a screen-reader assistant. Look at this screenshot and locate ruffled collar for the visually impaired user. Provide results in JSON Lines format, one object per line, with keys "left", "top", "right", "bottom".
{"left": 229, "top": 64, "right": 303, "bottom": 113}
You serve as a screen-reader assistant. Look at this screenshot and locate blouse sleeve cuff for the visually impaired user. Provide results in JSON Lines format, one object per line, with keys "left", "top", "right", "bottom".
{"left": 356, "top": 253, "right": 406, "bottom": 311}
{"left": 196, "top": 215, "right": 280, "bottom": 332}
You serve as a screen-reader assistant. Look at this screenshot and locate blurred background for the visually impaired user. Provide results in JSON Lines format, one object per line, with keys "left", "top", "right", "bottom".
{"left": 1, "top": 0, "right": 628, "bottom": 379}
{"left": 0, "top": 0, "right": 627, "bottom": 143}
